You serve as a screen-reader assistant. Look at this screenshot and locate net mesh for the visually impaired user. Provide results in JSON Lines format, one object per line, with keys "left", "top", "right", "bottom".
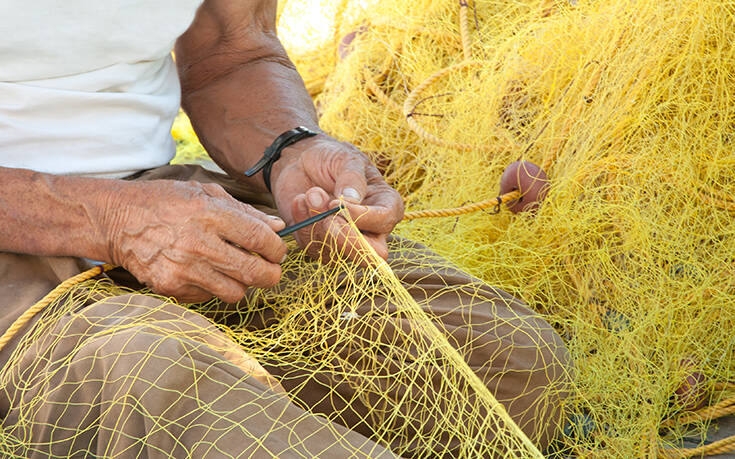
{"left": 0, "top": 232, "right": 570, "bottom": 457}
{"left": 1, "top": 0, "right": 734, "bottom": 457}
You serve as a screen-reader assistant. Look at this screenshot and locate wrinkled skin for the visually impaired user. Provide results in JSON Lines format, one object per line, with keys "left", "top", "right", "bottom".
{"left": 106, "top": 180, "right": 288, "bottom": 303}
{"left": 271, "top": 137, "right": 404, "bottom": 264}
{"left": 0, "top": 0, "right": 404, "bottom": 304}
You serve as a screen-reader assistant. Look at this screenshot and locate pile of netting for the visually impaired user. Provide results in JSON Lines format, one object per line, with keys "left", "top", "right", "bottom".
{"left": 1, "top": 0, "right": 733, "bottom": 457}
{"left": 179, "top": 0, "right": 735, "bottom": 456}
{"left": 275, "top": 0, "right": 735, "bottom": 456}
{"left": 183, "top": 0, "right": 735, "bottom": 455}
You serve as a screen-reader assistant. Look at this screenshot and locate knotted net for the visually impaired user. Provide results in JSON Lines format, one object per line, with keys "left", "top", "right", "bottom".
{"left": 0, "top": 0, "right": 733, "bottom": 457}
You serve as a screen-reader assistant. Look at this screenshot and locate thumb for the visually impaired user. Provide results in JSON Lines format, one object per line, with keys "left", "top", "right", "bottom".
{"left": 334, "top": 157, "right": 368, "bottom": 204}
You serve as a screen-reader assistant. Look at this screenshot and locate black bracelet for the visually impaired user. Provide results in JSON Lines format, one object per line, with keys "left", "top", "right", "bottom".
{"left": 243, "top": 126, "right": 318, "bottom": 193}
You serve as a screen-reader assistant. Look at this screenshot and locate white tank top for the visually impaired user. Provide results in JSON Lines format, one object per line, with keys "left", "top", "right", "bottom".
{"left": 0, "top": 0, "right": 204, "bottom": 177}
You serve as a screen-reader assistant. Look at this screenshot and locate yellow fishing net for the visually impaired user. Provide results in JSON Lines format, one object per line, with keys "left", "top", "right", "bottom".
{"left": 1, "top": 0, "right": 733, "bottom": 457}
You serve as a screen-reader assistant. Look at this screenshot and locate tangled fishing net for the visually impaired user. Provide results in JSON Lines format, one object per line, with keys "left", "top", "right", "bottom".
{"left": 1, "top": 0, "right": 734, "bottom": 457}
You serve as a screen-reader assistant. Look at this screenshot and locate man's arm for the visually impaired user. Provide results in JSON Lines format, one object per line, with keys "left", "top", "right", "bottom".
{"left": 176, "top": 0, "right": 404, "bottom": 261}
{"left": 0, "top": 167, "right": 117, "bottom": 261}
{"left": 0, "top": 166, "right": 287, "bottom": 303}
{"left": 175, "top": 0, "right": 318, "bottom": 192}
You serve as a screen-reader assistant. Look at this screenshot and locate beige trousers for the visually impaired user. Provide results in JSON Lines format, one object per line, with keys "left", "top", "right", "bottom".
{"left": 0, "top": 165, "right": 571, "bottom": 458}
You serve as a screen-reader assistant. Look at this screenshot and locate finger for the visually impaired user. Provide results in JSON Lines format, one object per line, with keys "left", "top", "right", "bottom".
{"left": 203, "top": 184, "right": 286, "bottom": 233}
{"left": 365, "top": 232, "right": 390, "bottom": 260}
{"left": 328, "top": 191, "right": 404, "bottom": 234}
{"left": 264, "top": 215, "right": 287, "bottom": 232}
{"left": 290, "top": 189, "right": 389, "bottom": 262}
{"left": 322, "top": 217, "right": 390, "bottom": 263}
{"left": 216, "top": 213, "right": 287, "bottom": 264}
{"left": 233, "top": 201, "right": 286, "bottom": 232}
{"left": 171, "top": 285, "right": 215, "bottom": 304}
{"left": 291, "top": 193, "right": 325, "bottom": 252}
{"left": 213, "top": 242, "right": 284, "bottom": 288}
{"left": 290, "top": 193, "right": 310, "bottom": 224}
{"left": 184, "top": 233, "right": 284, "bottom": 288}
{"left": 331, "top": 165, "right": 404, "bottom": 234}
{"left": 291, "top": 192, "right": 334, "bottom": 253}
{"left": 193, "top": 267, "right": 249, "bottom": 304}
{"left": 334, "top": 157, "right": 368, "bottom": 204}
{"left": 200, "top": 182, "right": 286, "bottom": 231}
{"left": 173, "top": 260, "right": 248, "bottom": 303}
{"left": 304, "top": 187, "right": 331, "bottom": 213}
{"left": 145, "top": 267, "right": 214, "bottom": 304}
{"left": 290, "top": 188, "right": 331, "bottom": 242}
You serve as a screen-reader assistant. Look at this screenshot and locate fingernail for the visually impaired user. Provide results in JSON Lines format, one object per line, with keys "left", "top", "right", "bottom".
{"left": 307, "top": 190, "right": 324, "bottom": 208}
{"left": 298, "top": 195, "right": 309, "bottom": 214}
{"left": 342, "top": 187, "right": 361, "bottom": 202}
{"left": 280, "top": 253, "right": 288, "bottom": 264}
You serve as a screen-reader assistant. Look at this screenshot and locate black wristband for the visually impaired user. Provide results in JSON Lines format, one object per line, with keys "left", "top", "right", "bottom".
{"left": 243, "top": 126, "right": 319, "bottom": 193}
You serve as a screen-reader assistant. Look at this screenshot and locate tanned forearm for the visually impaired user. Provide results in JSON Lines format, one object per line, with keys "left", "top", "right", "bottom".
{"left": 175, "top": 0, "right": 321, "bottom": 193}
{"left": 0, "top": 167, "right": 117, "bottom": 260}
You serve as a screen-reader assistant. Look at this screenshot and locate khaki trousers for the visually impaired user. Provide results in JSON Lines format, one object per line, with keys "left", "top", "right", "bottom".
{"left": 0, "top": 165, "right": 571, "bottom": 458}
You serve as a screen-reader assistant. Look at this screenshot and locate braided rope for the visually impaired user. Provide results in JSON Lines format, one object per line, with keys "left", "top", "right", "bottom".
{"left": 458, "top": 1, "right": 473, "bottom": 61}
{"left": 658, "top": 435, "right": 735, "bottom": 459}
{"left": 656, "top": 383, "right": 735, "bottom": 457}
{"left": 403, "top": 60, "right": 510, "bottom": 152}
{"left": 404, "top": 190, "right": 520, "bottom": 220}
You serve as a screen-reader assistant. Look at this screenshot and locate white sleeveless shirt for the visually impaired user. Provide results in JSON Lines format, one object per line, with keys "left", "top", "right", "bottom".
{"left": 0, "top": 0, "right": 204, "bottom": 177}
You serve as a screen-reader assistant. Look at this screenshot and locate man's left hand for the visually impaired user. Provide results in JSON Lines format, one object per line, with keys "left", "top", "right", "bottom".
{"left": 270, "top": 136, "right": 404, "bottom": 263}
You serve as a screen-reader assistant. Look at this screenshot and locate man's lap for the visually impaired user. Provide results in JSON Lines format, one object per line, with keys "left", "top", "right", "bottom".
{"left": 0, "top": 164, "right": 571, "bottom": 456}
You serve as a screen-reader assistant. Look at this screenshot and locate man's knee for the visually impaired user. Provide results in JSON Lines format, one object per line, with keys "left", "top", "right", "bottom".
{"left": 476, "top": 292, "right": 573, "bottom": 449}
{"left": 54, "top": 294, "right": 223, "bottom": 383}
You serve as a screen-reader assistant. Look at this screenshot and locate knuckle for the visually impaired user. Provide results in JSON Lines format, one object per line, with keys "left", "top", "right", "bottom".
{"left": 235, "top": 258, "right": 257, "bottom": 285}
{"left": 201, "top": 182, "right": 227, "bottom": 196}
{"left": 258, "top": 265, "right": 282, "bottom": 288}
{"left": 243, "top": 223, "right": 266, "bottom": 252}
{"left": 189, "top": 194, "right": 212, "bottom": 213}
{"left": 155, "top": 276, "right": 181, "bottom": 296}
{"left": 178, "top": 180, "right": 207, "bottom": 198}
{"left": 187, "top": 237, "right": 213, "bottom": 257}
{"left": 238, "top": 203, "right": 268, "bottom": 221}
{"left": 239, "top": 202, "right": 257, "bottom": 213}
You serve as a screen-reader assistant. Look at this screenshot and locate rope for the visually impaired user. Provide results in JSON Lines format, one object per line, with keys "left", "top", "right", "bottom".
{"left": 658, "top": 436, "right": 735, "bottom": 459}
{"left": 0, "top": 263, "right": 115, "bottom": 354}
{"left": 458, "top": 1, "right": 473, "bottom": 61}
{"left": 657, "top": 383, "right": 735, "bottom": 458}
{"left": 0, "top": 188, "right": 523, "bottom": 355}
{"left": 403, "top": 60, "right": 506, "bottom": 152}
{"left": 404, "top": 190, "right": 520, "bottom": 220}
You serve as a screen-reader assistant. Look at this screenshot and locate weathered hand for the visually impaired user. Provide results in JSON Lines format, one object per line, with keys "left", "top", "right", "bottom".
{"left": 270, "top": 136, "right": 404, "bottom": 262}
{"left": 105, "top": 180, "right": 287, "bottom": 303}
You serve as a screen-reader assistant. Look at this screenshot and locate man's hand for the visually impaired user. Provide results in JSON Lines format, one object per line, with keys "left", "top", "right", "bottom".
{"left": 175, "top": 0, "right": 404, "bottom": 263}
{"left": 105, "top": 180, "right": 287, "bottom": 303}
{"left": 270, "top": 136, "right": 404, "bottom": 262}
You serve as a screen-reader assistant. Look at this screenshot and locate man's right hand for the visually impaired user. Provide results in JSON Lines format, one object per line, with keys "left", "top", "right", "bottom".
{"left": 104, "top": 180, "right": 287, "bottom": 303}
